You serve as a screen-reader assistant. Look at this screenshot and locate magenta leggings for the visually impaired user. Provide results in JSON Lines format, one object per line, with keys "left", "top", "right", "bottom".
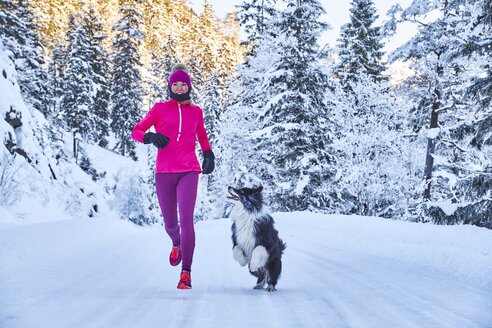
{"left": 155, "top": 172, "right": 199, "bottom": 272}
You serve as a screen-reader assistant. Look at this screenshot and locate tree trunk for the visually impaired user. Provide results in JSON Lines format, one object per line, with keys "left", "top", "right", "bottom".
{"left": 423, "top": 57, "right": 444, "bottom": 201}
{"left": 423, "top": 87, "right": 441, "bottom": 200}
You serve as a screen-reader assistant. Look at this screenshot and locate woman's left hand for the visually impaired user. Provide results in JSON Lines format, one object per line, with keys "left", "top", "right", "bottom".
{"left": 202, "top": 150, "right": 215, "bottom": 174}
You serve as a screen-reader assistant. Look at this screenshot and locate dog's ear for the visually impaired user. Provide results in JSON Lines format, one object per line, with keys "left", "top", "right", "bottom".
{"left": 255, "top": 185, "right": 263, "bottom": 193}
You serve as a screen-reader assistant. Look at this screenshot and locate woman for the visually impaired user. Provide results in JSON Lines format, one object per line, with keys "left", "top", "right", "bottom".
{"left": 131, "top": 64, "right": 215, "bottom": 290}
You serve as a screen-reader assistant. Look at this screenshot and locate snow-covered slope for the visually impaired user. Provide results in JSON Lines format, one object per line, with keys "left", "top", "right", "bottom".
{"left": 0, "top": 43, "right": 143, "bottom": 224}
{"left": 1, "top": 212, "right": 491, "bottom": 328}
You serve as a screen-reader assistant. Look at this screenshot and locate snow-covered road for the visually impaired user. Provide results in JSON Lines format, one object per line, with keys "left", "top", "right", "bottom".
{"left": 1, "top": 213, "right": 492, "bottom": 328}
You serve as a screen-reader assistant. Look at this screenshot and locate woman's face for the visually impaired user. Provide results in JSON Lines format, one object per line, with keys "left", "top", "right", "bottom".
{"left": 171, "top": 82, "right": 189, "bottom": 94}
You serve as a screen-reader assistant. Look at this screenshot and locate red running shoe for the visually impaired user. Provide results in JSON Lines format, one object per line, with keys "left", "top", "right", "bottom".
{"left": 169, "top": 246, "right": 182, "bottom": 266}
{"left": 177, "top": 270, "right": 192, "bottom": 289}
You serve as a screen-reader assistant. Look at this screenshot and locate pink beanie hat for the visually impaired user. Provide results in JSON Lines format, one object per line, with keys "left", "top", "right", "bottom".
{"left": 168, "top": 65, "right": 191, "bottom": 88}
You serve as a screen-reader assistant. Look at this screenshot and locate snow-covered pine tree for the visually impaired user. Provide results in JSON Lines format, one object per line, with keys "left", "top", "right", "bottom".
{"left": 195, "top": 1, "right": 219, "bottom": 79}
{"left": 334, "top": 0, "right": 385, "bottom": 88}
{"left": 247, "top": 0, "right": 336, "bottom": 211}
{"left": 195, "top": 71, "right": 222, "bottom": 220}
{"left": 218, "top": 17, "right": 282, "bottom": 216}
{"left": 328, "top": 0, "right": 418, "bottom": 217}
{"left": 110, "top": 0, "right": 144, "bottom": 160}
{"left": 0, "top": 0, "right": 21, "bottom": 50}
{"left": 47, "top": 43, "right": 66, "bottom": 124}
{"left": 29, "top": 0, "right": 77, "bottom": 52}
{"left": 60, "top": 14, "right": 93, "bottom": 159}
{"left": 387, "top": 0, "right": 492, "bottom": 227}
{"left": 148, "top": 35, "right": 179, "bottom": 105}
{"left": 154, "top": 0, "right": 176, "bottom": 37}
{"left": 217, "top": 12, "right": 245, "bottom": 84}
{"left": 140, "top": 0, "right": 162, "bottom": 58}
{"left": 428, "top": 0, "right": 492, "bottom": 228}
{"left": 82, "top": 6, "right": 111, "bottom": 148}
{"left": 174, "top": 0, "right": 198, "bottom": 62}
{"left": 201, "top": 72, "right": 222, "bottom": 145}
{"left": 463, "top": 0, "right": 492, "bottom": 108}
{"left": 140, "top": 0, "right": 175, "bottom": 65}
{"left": 0, "top": 0, "right": 49, "bottom": 117}
{"left": 236, "top": 0, "right": 278, "bottom": 43}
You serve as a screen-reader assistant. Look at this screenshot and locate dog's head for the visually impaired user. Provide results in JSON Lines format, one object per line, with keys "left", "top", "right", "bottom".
{"left": 228, "top": 186, "right": 264, "bottom": 213}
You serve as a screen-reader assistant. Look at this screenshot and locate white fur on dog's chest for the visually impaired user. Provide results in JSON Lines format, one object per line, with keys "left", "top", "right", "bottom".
{"left": 231, "top": 204, "right": 258, "bottom": 258}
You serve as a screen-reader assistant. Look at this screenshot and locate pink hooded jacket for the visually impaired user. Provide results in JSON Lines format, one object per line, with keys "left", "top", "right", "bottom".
{"left": 132, "top": 99, "right": 212, "bottom": 173}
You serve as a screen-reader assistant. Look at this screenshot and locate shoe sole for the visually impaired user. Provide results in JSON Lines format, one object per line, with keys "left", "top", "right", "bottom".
{"left": 170, "top": 258, "right": 182, "bottom": 266}
{"left": 169, "top": 249, "right": 182, "bottom": 266}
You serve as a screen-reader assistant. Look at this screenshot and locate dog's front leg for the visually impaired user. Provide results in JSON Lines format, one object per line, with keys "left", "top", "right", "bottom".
{"left": 249, "top": 246, "right": 268, "bottom": 272}
{"left": 233, "top": 245, "right": 248, "bottom": 266}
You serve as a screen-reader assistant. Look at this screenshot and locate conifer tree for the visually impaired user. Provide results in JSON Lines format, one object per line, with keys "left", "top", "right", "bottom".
{"left": 0, "top": 0, "right": 49, "bottom": 116}
{"left": 28, "top": 0, "right": 72, "bottom": 53}
{"left": 159, "top": 0, "right": 175, "bottom": 33}
{"left": 201, "top": 72, "right": 222, "bottom": 145}
{"left": 236, "top": 0, "right": 278, "bottom": 43}
{"left": 266, "top": 0, "right": 335, "bottom": 211}
{"left": 47, "top": 42, "right": 66, "bottom": 124}
{"left": 174, "top": 0, "right": 197, "bottom": 60}
{"left": 148, "top": 36, "right": 180, "bottom": 105}
{"left": 110, "top": 0, "right": 144, "bottom": 160}
{"left": 219, "top": 5, "right": 281, "bottom": 196}
{"left": 141, "top": 0, "right": 161, "bottom": 55}
{"left": 60, "top": 14, "right": 93, "bottom": 159}
{"left": 463, "top": 0, "right": 492, "bottom": 108}
{"left": 388, "top": 0, "right": 492, "bottom": 227}
{"left": 334, "top": 0, "right": 385, "bottom": 87}
{"left": 438, "top": 0, "right": 492, "bottom": 228}
{"left": 216, "top": 17, "right": 276, "bottom": 215}
{"left": 217, "top": 12, "right": 245, "bottom": 88}
{"left": 82, "top": 7, "right": 110, "bottom": 148}
{"left": 196, "top": 1, "right": 220, "bottom": 79}
{"left": 228, "top": 0, "right": 336, "bottom": 211}
{"left": 195, "top": 71, "right": 223, "bottom": 220}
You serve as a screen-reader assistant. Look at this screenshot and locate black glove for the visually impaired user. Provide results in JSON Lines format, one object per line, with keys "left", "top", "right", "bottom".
{"left": 202, "top": 150, "right": 215, "bottom": 174}
{"left": 143, "top": 132, "right": 169, "bottom": 149}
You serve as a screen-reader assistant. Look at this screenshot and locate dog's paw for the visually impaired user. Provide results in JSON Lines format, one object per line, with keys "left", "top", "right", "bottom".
{"left": 253, "top": 282, "right": 265, "bottom": 290}
{"left": 233, "top": 246, "right": 247, "bottom": 266}
{"left": 266, "top": 284, "right": 277, "bottom": 292}
{"left": 249, "top": 246, "right": 268, "bottom": 272}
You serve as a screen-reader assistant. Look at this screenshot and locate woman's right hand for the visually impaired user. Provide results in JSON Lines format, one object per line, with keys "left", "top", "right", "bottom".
{"left": 144, "top": 132, "right": 169, "bottom": 149}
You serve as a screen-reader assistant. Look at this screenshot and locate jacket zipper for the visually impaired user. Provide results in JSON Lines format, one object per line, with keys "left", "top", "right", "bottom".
{"left": 177, "top": 103, "right": 182, "bottom": 142}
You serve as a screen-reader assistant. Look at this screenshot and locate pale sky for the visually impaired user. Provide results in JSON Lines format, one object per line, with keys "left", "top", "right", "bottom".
{"left": 190, "top": 0, "right": 416, "bottom": 55}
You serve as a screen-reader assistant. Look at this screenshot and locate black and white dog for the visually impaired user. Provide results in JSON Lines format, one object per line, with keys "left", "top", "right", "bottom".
{"left": 227, "top": 186, "right": 286, "bottom": 292}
